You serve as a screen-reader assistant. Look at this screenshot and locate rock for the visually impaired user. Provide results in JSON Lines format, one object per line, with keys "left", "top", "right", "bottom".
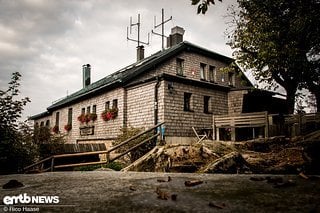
{"left": 2, "top": 179, "right": 24, "bottom": 189}
{"left": 203, "top": 151, "right": 250, "bottom": 174}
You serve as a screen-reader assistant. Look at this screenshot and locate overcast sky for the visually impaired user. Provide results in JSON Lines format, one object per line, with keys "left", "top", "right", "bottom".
{"left": 0, "top": 0, "right": 240, "bottom": 120}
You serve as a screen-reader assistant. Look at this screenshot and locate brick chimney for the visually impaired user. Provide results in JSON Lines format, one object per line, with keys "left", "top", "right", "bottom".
{"left": 82, "top": 64, "right": 91, "bottom": 88}
{"left": 137, "top": 45, "right": 145, "bottom": 61}
{"left": 167, "top": 26, "right": 185, "bottom": 48}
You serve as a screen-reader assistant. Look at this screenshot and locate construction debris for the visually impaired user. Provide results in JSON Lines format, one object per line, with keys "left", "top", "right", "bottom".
{"left": 155, "top": 187, "right": 170, "bottom": 200}
{"left": 208, "top": 202, "right": 226, "bottom": 209}
{"left": 184, "top": 180, "right": 203, "bottom": 187}
{"left": 121, "top": 129, "right": 320, "bottom": 175}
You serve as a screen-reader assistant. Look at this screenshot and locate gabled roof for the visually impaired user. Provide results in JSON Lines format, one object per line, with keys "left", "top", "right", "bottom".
{"left": 41, "top": 41, "right": 234, "bottom": 113}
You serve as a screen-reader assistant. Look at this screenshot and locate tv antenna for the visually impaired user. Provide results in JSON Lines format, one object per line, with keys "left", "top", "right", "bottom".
{"left": 152, "top": 8, "right": 172, "bottom": 50}
{"left": 127, "top": 14, "right": 150, "bottom": 46}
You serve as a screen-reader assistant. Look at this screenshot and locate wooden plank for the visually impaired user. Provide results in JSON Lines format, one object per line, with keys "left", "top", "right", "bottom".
{"left": 54, "top": 160, "right": 107, "bottom": 169}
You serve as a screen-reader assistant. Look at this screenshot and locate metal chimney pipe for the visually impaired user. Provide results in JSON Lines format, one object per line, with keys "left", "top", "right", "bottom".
{"left": 82, "top": 64, "right": 91, "bottom": 88}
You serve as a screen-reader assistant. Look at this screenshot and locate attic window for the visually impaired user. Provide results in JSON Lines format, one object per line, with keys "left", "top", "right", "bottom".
{"left": 176, "top": 58, "right": 184, "bottom": 76}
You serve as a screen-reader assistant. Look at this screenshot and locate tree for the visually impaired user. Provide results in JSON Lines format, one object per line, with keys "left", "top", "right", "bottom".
{"left": 191, "top": 0, "right": 222, "bottom": 14}
{"left": 0, "top": 72, "right": 32, "bottom": 174}
{"left": 226, "top": 0, "right": 320, "bottom": 113}
{"left": 0, "top": 72, "right": 30, "bottom": 130}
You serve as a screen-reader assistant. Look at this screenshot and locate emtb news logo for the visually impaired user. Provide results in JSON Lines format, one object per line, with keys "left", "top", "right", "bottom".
{"left": 3, "top": 193, "right": 59, "bottom": 205}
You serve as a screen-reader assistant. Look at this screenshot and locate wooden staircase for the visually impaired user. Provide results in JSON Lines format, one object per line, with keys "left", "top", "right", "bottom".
{"left": 23, "top": 122, "right": 165, "bottom": 173}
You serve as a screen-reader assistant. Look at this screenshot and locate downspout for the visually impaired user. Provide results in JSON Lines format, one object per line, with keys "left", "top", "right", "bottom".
{"left": 154, "top": 77, "right": 161, "bottom": 145}
{"left": 154, "top": 77, "right": 160, "bottom": 126}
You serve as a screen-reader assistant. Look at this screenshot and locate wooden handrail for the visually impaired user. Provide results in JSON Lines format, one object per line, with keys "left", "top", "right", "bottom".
{"left": 110, "top": 133, "right": 159, "bottom": 162}
{"left": 23, "top": 122, "right": 165, "bottom": 172}
{"left": 23, "top": 156, "right": 53, "bottom": 171}
{"left": 107, "top": 122, "right": 164, "bottom": 153}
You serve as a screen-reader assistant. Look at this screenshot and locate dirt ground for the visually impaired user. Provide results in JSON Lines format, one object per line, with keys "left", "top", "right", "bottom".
{"left": 1, "top": 172, "right": 320, "bottom": 212}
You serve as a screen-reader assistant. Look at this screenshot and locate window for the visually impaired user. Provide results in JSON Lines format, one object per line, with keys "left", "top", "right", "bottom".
{"left": 92, "top": 105, "right": 97, "bottom": 114}
{"left": 184, "top": 93, "right": 192, "bottom": 111}
{"left": 204, "top": 96, "right": 211, "bottom": 113}
{"left": 81, "top": 108, "right": 85, "bottom": 115}
{"left": 87, "top": 106, "right": 91, "bottom": 114}
{"left": 105, "top": 101, "right": 110, "bottom": 110}
{"left": 112, "top": 99, "right": 118, "bottom": 109}
{"left": 55, "top": 112, "right": 60, "bottom": 128}
{"left": 200, "top": 63, "right": 207, "bottom": 80}
{"left": 228, "top": 72, "right": 235, "bottom": 86}
{"left": 176, "top": 58, "right": 184, "bottom": 76}
{"left": 40, "top": 121, "right": 44, "bottom": 127}
{"left": 45, "top": 120, "right": 50, "bottom": 127}
{"left": 68, "top": 108, "right": 73, "bottom": 125}
{"left": 209, "top": 66, "right": 216, "bottom": 82}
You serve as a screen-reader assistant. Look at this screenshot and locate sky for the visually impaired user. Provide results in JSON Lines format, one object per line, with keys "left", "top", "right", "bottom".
{"left": 0, "top": 0, "right": 240, "bottom": 120}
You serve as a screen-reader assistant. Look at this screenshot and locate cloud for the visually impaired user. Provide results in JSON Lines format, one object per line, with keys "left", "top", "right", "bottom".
{"left": 0, "top": 0, "right": 237, "bottom": 120}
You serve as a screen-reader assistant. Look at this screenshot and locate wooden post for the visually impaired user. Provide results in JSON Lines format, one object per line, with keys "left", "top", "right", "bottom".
{"left": 265, "top": 111, "right": 269, "bottom": 139}
{"left": 50, "top": 157, "right": 55, "bottom": 172}
{"left": 231, "top": 128, "right": 236, "bottom": 141}
{"left": 231, "top": 117, "right": 235, "bottom": 141}
{"left": 212, "top": 115, "right": 216, "bottom": 140}
{"left": 106, "top": 152, "right": 110, "bottom": 164}
{"left": 216, "top": 128, "right": 220, "bottom": 141}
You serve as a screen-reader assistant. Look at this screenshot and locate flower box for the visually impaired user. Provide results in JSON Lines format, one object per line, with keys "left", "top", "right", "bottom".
{"left": 101, "top": 108, "right": 118, "bottom": 121}
{"left": 78, "top": 113, "right": 97, "bottom": 124}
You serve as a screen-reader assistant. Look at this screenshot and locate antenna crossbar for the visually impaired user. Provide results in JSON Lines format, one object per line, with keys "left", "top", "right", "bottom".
{"left": 152, "top": 8, "right": 172, "bottom": 50}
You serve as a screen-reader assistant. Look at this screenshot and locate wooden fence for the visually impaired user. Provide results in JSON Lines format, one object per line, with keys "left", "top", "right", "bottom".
{"left": 213, "top": 112, "right": 320, "bottom": 141}
{"left": 23, "top": 122, "right": 165, "bottom": 173}
{"left": 213, "top": 111, "right": 269, "bottom": 141}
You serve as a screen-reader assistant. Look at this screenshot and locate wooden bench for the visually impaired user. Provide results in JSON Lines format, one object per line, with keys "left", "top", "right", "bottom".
{"left": 213, "top": 111, "right": 269, "bottom": 141}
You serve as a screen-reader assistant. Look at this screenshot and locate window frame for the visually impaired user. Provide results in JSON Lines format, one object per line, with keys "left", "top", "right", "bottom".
{"left": 68, "top": 108, "right": 73, "bottom": 125}
{"left": 209, "top": 65, "right": 216, "bottom": 82}
{"left": 112, "top": 99, "right": 118, "bottom": 109}
{"left": 200, "top": 63, "right": 207, "bottom": 80}
{"left": 184, "top": 92, "right": 193, "bottom": 112}
{"left": 204, "top": 96, "right": 212, "bottom": 114}
{"left": 105, "top": 101, "right": 110, "bottom": 110}
{"left": 176, "top": 58, "right": 185, "bottom": 76}
{"left": 55, "top": 111, "right": 60, "bottom": 129}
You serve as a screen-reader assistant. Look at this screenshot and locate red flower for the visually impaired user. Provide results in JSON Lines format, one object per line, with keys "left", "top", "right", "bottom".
{"left": 52, "top": 125, "right": 59, "bottom": 134}
{"left": 101, "top": 108, "right": 118, "bottom": 122}
{"left": 64, "top": 124, "right": 72, "bottom": 131}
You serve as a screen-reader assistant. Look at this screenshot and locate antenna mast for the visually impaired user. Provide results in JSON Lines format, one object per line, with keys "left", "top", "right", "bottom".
{"left": 152, "top": 8, "right": 172, "bottom": 50}
{"left": 127, "top": 14, "right": 150, "bottom": 46}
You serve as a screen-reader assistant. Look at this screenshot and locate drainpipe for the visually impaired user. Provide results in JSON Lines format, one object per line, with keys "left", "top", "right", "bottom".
{"left": 154, "top": 77, "right": 161, "bottom": 145}
{"left": 154, "top": 77, "right": 160, "bottom": 126}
